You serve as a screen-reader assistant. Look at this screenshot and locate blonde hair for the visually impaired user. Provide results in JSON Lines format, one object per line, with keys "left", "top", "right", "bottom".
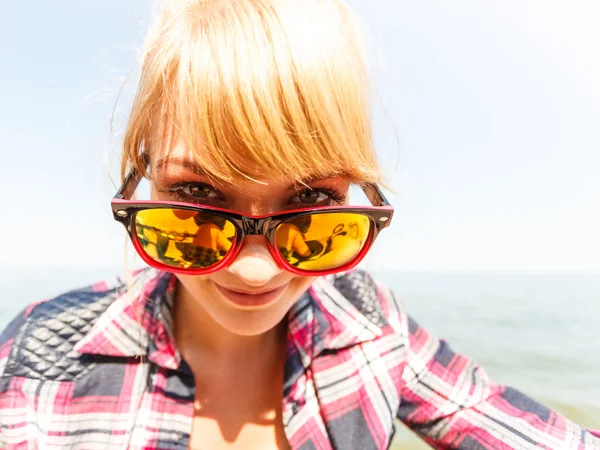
{"left": 122, "top": 0, "right": 382, "bottom": 186}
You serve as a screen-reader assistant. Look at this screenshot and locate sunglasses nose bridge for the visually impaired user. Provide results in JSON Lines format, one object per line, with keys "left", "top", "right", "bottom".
{"left": 241, "top": 217, "right": 271, "bottom": 236}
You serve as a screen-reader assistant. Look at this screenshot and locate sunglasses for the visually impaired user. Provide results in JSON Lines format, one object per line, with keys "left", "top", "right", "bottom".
{"left": 112, "top": 162, "right": 393, "bottom": 276}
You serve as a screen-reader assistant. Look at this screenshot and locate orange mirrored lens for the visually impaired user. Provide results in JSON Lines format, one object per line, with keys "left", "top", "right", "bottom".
{"left": 275, "top": 213, "right": 371, "bottom": 271}
{"left": 134, "top": 209, "right": 236, "bottom": 269}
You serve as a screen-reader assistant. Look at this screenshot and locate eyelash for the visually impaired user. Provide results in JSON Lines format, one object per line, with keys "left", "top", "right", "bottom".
{"left": 160, "top": 182, "right": 347, "bottom": 207}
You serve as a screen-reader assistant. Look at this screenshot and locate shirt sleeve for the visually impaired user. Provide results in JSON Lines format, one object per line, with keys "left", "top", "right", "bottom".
{"left": 395, "top": 309, "right": 600, "bottom": 449}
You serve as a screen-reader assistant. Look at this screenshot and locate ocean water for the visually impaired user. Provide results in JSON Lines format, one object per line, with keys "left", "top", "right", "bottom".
{"left": 0, "top": 268, "right": 598, "bottom": 449}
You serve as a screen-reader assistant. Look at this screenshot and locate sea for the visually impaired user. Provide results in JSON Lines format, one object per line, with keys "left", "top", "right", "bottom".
{"left": 1, "top": 268, "right": 598, "bottom": 449}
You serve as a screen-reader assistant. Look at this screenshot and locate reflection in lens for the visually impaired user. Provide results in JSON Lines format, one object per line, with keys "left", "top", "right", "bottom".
{"left": 135, "top": 209, "right": 236, "bottom": 269}
{"left": 276, "top": 213, "right": 371, "bottom": 271}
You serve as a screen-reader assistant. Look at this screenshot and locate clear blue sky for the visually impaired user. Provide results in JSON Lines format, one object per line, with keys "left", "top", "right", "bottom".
{"left": 1, "top": 1, "right": 599, "bottom": 272}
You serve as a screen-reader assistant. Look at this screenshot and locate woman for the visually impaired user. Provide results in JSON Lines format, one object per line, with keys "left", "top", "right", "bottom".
{"left": 0, "top": 0, "right": 598, "bottom": 449}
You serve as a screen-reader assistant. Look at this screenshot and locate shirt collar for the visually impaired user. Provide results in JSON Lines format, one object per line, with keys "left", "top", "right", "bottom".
{"left": 286, "top": 275, "right": 386, "bottom": 369}
{"left": 74, "top": 268, "right": 386, "bottom": 371}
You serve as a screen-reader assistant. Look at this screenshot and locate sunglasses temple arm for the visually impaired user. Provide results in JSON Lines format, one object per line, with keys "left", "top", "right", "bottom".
{"left": 113, "top": 153, "right": 149, "bottom": 200}
{"left": 114, "top": 166, "right": 144, "bottom": 200}
{"left": 362, "top": 183, "right": 391, "bottom": 207}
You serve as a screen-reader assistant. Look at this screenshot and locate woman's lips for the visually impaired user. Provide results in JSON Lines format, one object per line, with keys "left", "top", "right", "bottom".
{"left": 214, "top": 283, "right": 287, "bottom": 308}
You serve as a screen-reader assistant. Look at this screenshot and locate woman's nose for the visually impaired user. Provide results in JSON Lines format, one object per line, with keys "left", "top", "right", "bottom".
{"left": 225, "top": 236, "right": 283, "bottom": 286}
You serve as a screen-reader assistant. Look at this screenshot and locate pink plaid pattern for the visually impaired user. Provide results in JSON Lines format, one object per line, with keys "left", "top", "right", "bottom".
{"left": 0, "top": 268, "right": 598, "bottom": 449}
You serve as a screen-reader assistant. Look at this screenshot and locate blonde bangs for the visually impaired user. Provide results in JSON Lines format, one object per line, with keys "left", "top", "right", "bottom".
{"left": 122, "top": 0, "right": 381, "bottom": 185}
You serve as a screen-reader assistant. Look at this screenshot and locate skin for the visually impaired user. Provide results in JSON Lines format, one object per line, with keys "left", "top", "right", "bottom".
{"left": 150, "top": 142, "right": 350, "bottom": 449}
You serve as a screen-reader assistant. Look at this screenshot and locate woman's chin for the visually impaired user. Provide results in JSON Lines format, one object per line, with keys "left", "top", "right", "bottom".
{"left": 176, "top": 273, "right": 316, "bottom": 337}
{"left": 208, "top": 286, "right": 293, "bottom": 336}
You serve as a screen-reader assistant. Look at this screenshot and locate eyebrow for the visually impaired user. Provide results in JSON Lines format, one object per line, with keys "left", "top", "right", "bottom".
{"left": 154, "top": 156, "right": 205, "bottom": 175}
{"left": 154, "top": 155, "right": 341, "bottom": 190}
{"left": 289, "top": 176, "right": 341, "bottom": 191}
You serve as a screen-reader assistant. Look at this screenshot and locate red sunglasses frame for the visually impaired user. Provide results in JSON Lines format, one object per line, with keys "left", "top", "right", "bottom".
{"left": 112, "top": 164, "right": 394, "bottom": 276}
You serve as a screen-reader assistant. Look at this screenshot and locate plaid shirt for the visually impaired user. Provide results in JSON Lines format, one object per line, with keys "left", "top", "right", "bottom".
{"left": 0, "top": 268, "right": 598, "bottom": 450}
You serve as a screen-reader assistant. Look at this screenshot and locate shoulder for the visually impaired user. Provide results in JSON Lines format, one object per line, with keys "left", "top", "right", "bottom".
{"left": 0, "top": 275, "right": 127, "bottom": 382}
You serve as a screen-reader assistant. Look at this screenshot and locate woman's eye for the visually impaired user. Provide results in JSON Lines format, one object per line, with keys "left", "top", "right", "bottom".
{"left": 167, "top": 182, "right": 222, "bottom": 202}
{"left": 290, "top": 188, "right": 346, "bottom": 206}
{"left": 187, "top": 184, "right": 212, "bottom": 199}
{"left": 297, "top": 190, "right": 327, "bottom": 204}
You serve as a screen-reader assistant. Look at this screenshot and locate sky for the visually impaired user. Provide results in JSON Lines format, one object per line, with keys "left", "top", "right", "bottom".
{"left": 0, "top": 0, "right": 599, "bottom": 272}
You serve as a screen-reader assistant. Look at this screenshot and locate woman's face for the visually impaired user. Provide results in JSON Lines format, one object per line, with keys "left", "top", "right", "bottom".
{"left": 151, "top": 142, "right": 350, "bottom": 336}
